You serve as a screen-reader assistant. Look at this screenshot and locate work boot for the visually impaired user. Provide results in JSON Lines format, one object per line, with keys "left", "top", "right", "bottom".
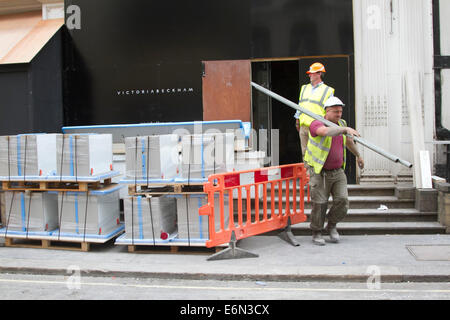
{"left": 327, "top": 223, "right": 340, "bottom": 243}
{"left": 312, "top": 231, "right": 326, "bottom": 246}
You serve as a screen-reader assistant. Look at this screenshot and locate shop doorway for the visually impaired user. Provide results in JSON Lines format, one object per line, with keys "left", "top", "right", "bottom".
{"left": 252, "top": 56, "right": 356, "bottom": 183}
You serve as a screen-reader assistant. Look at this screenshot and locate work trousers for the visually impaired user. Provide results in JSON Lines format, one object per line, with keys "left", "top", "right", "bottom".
{"left": 309, "top": 167, "right": 349, "bottom": 232}
{"left": 299, "top": 125, "right": 309, "bottom": 158}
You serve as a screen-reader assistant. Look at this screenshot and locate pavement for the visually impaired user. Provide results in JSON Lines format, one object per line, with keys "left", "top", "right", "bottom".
{"left": 0, "top": 233, "right": 450, "bottom": 283}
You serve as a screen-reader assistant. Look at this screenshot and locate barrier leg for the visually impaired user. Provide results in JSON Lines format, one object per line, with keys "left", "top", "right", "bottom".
{"left": 278, "top": 217, "right": 300, "bottom": 246}
{"left": 207, "top": 231, "right": 259, "bottom": 261}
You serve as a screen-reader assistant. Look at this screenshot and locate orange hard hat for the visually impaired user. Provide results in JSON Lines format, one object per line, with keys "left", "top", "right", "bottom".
{"left": 306, "top": 62, "right": 326, "bottom": 74}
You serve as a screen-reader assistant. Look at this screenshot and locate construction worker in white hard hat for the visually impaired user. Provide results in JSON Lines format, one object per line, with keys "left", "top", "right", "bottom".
{"left": 295, "top": 62, "right": 335, "bottom": 159}
{"left": 304, "top": 96, "right": 364, "bottom": 246}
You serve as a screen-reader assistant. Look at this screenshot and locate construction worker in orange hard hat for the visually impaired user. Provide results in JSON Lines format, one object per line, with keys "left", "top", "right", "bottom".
{"left": 306, "top": 62, "right": 326, "bottom": 74}
{"left": 294, "top": 62, "right": 335, "bottom": 159}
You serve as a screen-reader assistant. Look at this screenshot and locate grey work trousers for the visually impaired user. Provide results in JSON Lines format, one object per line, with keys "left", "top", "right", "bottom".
{"left": 299, "top": 125, "right": 309, "bottom": 158}
{"left": 308, "top": 167, "right": 349, "bottom": 232}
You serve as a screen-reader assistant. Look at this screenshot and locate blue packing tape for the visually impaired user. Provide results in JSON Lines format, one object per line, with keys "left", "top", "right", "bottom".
{"left": 17, "top": 136, "right": 21, "bottom": 176}
{"left": 69, "top": 135, "right": 74, "bottom": 176}
{"left": 20, "top": 193, "right": 26, "bottom": 231}
{"left": 197, "top": 198, "right": 204, "bottom": 239}
{"left": 141, "top": 137, "right": 146, "bottom": 178}
{"left": 201, "top": 135, "right": 205, "bottom": 178}
{"left": 74, "top": 194, "right": 79, "bottom": 234}
{"left": 137, "top": 196, "right": 143, "bottom": 239}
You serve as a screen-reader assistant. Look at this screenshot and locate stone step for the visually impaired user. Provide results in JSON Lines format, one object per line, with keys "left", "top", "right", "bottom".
{"left": 304, "top": 208, "right": 437, "bottom": 222}
{"left": 231, "top": 208, "right": 437, "bottom": 224}
{"left": 232, "top": 195, "right": 416, "bottom": 209}
{"left": 270, "top": 184, "right": 414, "bottom": 197}
{"left": 271, "top": 221, "right": 447, "bottom": 236}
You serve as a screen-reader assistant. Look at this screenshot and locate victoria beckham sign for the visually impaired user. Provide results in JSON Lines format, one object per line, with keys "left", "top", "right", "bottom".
{"left": 116, "top": 87, "right": 194, "bottom": 96}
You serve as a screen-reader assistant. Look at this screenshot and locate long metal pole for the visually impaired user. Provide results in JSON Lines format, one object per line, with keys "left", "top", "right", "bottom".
{"left": 251, "top": 82, "right": 413, "bottom": 168}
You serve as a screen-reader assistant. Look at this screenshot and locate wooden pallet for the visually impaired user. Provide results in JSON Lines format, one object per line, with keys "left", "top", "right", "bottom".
{"left": 4, "top": 237, "right": 91, "bottom": 252}
{"left": 128, "top": 182, "right": 205, "bottom": 195}
{"left": 126, "top": 243, "right": 223, "bottom": 255}
{"left": 0, "top": 225, "right": 124, "bottom": 252}
{"left": 1, "top": 178, "right": 113, "bottom": 192}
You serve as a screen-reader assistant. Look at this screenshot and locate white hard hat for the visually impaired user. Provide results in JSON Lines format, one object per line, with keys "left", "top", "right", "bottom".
{"left": 324, "top": 96, "right": 345, "bottom": 108}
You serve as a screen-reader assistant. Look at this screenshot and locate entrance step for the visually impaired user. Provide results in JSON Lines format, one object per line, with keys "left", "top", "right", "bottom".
{"left": 227, "top": 183, "right": 444, "bottom": 235}
{"left": 284, "top": 221, "right": 447, "bottom": 236}
{"left": 248, "top": 195, "right": 416, "bottom": 209}
{"left": 273, "top": 184, "right": 399, "bottom": 197}
{"left": 305, "top": 208, "right": 437, "bottom": 222}
{"left": 233, "top": 208, "right": 437, "bottom": 223}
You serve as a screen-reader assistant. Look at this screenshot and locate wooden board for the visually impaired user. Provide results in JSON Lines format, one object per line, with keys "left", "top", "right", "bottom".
{"left": 202, "top": 60, "right": 251, "bottom": 122}
{"left": 1, "top": 178, "right": 113, "bottom": 192}
{"left": 0, "top": 16, "right": 64, "bottom": 64}
{"left": 126, "top": 244, "right": 223, "bottom": 255}
{"left": 128, "top": 183, "right": 204, "bottom": 195}
{"left": 0, "top": 11, "right": 41, "bottom": 61}
{"left": 5, "top": 237, "right": 91, "bottom": 252}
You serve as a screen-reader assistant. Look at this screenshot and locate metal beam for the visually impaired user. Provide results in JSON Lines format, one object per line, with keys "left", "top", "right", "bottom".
{"left": 251, "top": 81, "right": 413, "bottom": 169}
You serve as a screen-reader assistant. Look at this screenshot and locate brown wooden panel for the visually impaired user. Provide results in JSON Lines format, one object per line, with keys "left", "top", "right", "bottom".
{"left": 0, "top": 17, "right": 64, "bottom": 64}
{"left": 202, "top": 60, "right": 251, "bottom": 122}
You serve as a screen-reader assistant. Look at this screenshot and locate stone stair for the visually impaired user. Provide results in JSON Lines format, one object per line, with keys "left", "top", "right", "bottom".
{"left": 233, "top": 184, "right": 446, "bottom": 236}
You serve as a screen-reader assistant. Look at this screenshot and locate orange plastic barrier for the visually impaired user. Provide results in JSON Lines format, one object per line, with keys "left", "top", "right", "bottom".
{"left": 199, "top": 163, "right": 309, "bottom": 248}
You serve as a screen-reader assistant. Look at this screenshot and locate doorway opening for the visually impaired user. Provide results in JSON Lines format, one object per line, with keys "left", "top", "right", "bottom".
{"left": 251, "top": 56, "right": 356, "bottom": 183}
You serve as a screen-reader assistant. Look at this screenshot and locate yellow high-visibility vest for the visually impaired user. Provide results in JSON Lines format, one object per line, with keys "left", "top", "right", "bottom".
{"left": 298, "top": 83, "right": 334, "bottom": 127}
{"left": 304, "top": 119, "right": 347, "bottom": 174}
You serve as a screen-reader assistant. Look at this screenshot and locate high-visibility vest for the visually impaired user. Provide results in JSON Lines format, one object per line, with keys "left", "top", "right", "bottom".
{"left": 298, "top": 83, "right": 334, "bottom": 127}
{"left": 304, "top": 119, "right": 347, "bottom": 174}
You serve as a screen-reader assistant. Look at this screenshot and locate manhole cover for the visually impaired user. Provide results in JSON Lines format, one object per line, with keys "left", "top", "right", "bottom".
{"left": 406, "top": 245, "right": 450, "bottom": 261}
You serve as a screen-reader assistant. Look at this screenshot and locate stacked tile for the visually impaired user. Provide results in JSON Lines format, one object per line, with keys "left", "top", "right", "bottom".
{"left": 56, "top": 134, "right": 113, "bottom": 177}
{"left": 0, "top": 134, "right": 60, "bottom": 177}
{"left": 57, "top": 185, "right": 122, "bottom": 236}
{"left": 2, "top": 191, "right": 58, "bottom": 232}
{"left": 123, "top": 195, "right": 177, "bottom": 242}
{"left": 173, "top": 194, "right": 230, "bottom": 242}
{"left": 124, "top": 134, "right": 179, "bottom": 181}
{"left": 180, "top": 132, "right": 234, "bottom": 180}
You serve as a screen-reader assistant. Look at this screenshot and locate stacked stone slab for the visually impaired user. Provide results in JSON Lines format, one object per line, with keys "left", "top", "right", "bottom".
{"left": 125, "top": 134, "right": 179, "bottom": 181}
{"left": 181, "top": 132, "right": 234, "bottom": 180}
{"left": 57, "top": 185, "right": 122, "bottom": 236}
{"left": 2, "top": 191, "right": 58, "bottom": 232}
{"left": 123, "top": 195, "right": 177, "bottom": 242}
{"left": 170, "top": 194, "right": 230, "bottom": 243}
{"left": 0, "top": 133, "right": 122, "bottom": 240}
{"left": 0, "top": 133, "right": 114, "bottom": 179}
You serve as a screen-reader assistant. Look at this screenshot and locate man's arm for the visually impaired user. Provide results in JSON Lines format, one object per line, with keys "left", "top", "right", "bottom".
{"left": 346, "top": 137, "right": 364, "bottom": 169}
{"left": 315, "top": 125, "right": 359, "bottom": 138}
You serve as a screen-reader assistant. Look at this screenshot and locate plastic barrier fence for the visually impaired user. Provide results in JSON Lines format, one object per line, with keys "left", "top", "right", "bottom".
{"left": 199, "top": 163, "right": 309, "bottom": 248}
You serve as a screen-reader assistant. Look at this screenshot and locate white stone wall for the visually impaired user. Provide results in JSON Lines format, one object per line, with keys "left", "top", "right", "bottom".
{"left": 440, "top": 0, "right": 450, "bottom": 130}
{"left": 353, "top": 0, "right": 435, "bottom": 183}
